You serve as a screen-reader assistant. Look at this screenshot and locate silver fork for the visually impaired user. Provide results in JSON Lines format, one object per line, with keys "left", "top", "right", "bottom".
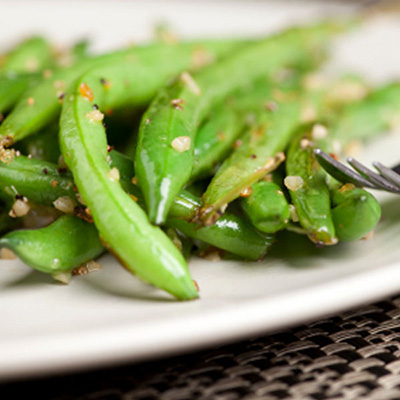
{"left": 313, "top": 149, "right": 400, "bottom": 194}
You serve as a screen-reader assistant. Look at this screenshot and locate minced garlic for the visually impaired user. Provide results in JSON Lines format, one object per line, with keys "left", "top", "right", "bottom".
{"left": 86, "top": 109, "right": 104, "bottom": 122}
{"left": 171, "top": 136, "right": 191, "bottom": 152}
{"left": 284, "top": 176, "right": 304, "bottom": 191}
{"left": 107, "top": 167, "right": 120, "bottom": 181}
{"left": 53, "top": 196, "right": 76, "bottom": 214}
{"left": 9, "top": 199, "right": 30, "bottom": 218}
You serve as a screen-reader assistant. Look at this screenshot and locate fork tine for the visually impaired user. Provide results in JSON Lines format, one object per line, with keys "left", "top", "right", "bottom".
{"left": 313, "top": 149, "right": 377, "bottom": 189}
{"left": 373, "top": 161, "right": 400, "bottom": 189}
{"left": 347, "top": 157, "right": 400, "bottom": 193}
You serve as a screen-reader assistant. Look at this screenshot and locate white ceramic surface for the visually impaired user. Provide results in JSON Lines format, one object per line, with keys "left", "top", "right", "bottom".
{"left": 1, "top": 0, "right": 400, "bottom": 381}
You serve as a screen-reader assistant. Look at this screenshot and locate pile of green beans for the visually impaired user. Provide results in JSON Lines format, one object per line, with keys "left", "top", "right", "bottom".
{"left": 0, "top": 20, "right": 395, "bottom": 301}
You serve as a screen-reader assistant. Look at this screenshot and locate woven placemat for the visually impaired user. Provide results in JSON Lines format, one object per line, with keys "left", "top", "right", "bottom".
{"left": 3, "top": 295, "right": 400, "bottom": 400}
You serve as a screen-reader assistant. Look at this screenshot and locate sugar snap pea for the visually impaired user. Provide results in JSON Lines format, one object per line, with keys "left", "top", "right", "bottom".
{"left": 241, "top": 181, "right": 290, "bottom": 234}
{"left": 0, "top": 149, "right": 272, "bottom": 261}
{"left": 0, "top": 37, "right": 54, "bottom": 115}
{"left": 286, "top": 81, "right": 396, "bottom": 244}
{"left": 200, "top": 85, "right": 301, "bottom": 225}
{"left": 59, "top": 61, "right": 208, "bottom": 300}
{"left": 1, "top": 36, "right": 53, "bottom": 74}
{"left": 0, "top": 75, "right": 34, "bottom": 115}
{"left": 190, "top": 78, "right": 288, "bottom": 183}
{"left": 167, "top": 190, "right": 273, "bottom": 260}
{"left": 136, "top": 22, "right": 341, "bottom": 225}
{"left": 0, "top": 215, "right": 103, "bottom": 274}
{"left": 331, "top": 82, "right": 400, "bottom": 145}
{"left": 15, "top": 123, "right": 61, "bottom": 163}
{"left": 330, "top": 183, "right": 381, "bottom": 241}
{"left": 0, "top": 154, "right": 75, "bottom": 206}
{"left": 285, "top": 123, "right": 337, "bottom": 245}
{"left": 191, "top": 107, "right": 243, "bottom": 181}
{"left": 0, "top": 41, "right": 240, "bottom": 146}
{"left": 0, "top": 210, "right": 21, "bottom": 235}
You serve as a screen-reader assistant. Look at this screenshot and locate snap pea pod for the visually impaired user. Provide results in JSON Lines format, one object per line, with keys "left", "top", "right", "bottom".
{"left": 287, "top": 82, "right": 395, "bottom": 245}
{"left": 165, "top": 227, "right": 193, "bottom": 260}
{"left": 15, "top": 124, "right": 61, "bottom": 163}
{"left": 59, "top": 68, "right": 202, "bottom": 301}
{"left": 0, "top": 150, "right": 271, "bottom": 260}
{"left": 241, "top": 181, "right": 290, "bottom": 234}
{"left": 0, "top": 37, "right": 54, "bottom": 114}
{"left": 68, "top": 40, "right": 91, "bottom": 64}
{"left": 0, "top": 74, "right": 34, "bottom": 115}
{"left": 135, "top": 22, "right": 344, "bottom": 224}
{"left": 0, "top": 155, "right": 75, "bottom": 206}
{"left": 200, "top": 86, "right": 301, "bottom": 225}
{"left": 320, "top": 85, "right": 398, "bottom": 241}
{"left": 189, "top": 76, "right": 291, "bottom": 183}
{"left": 331, "top": 82, "right": 400, "bottom": 145}
{"left": 167, "top": 190, "right": 274, "bottom": 260}
{"left": 250, "top": 77, "right": 374, "bottom": 244}
{"left": 1, "top": 36, "right": 53, "bottom": 74}
{"left": 0, "top": 215, "right": 103, "bottom": 274}
{"left": 191, "top": 76, "right": 301, "bottom": 183}
{"left": 0, "top": 41, "right": 240, "bottom": 145}
{"left": 191, "top": 107, "right": 243, "bottom": 181}
{"left": 285, "top": 124, "right": 337, "bottom": 245}
{"left": 329, "top": 183, "right": 381, "bottom": 241}
{"left": 0, "top": 210, "right": 21, "bottom": 235}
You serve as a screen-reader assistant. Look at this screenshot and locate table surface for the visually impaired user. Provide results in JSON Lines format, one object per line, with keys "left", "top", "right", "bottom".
{"left": 3, "top": 294, "right": 400, "bottom": 400}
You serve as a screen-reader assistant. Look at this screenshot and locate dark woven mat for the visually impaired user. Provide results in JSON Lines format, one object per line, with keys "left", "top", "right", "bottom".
{"left": 3, "top": 296, "right": 400, "bottom": 400}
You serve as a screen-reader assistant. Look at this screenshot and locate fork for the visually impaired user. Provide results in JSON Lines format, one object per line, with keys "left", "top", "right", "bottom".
{"left": 313, "top": 149, "right": 400, "bottom": 194}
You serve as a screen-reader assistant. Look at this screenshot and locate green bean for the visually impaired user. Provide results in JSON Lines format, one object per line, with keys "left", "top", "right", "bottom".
{"left": 0, "top": 40, "right": 240, "bottom": 145}
{"left": 1, "top": 36, "right": 53, "bottom": 74}
{"left": 191, "top": 107, "right": 243, "bottom": 181}
{"left": 241, "top": 181, "right": 290, "bottom": 234}
{"left": 135, "top": 22, "right": 343, "bottom": 224}
{"left": 330, "top": 183, "right": 381, "bottom": 241}
{"left": 0, "top": 215, "right": 103, "bottom": 275}
{"left": 285, "top": 123, "right": 337, "bottom": 245}
{"left": 200, "top": 85, "right": 301, "bottom": 225}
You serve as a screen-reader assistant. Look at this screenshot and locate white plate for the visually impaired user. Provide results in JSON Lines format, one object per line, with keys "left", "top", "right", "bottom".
{"left": 1, "top": 0, "right": 400, "bottom": 381}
